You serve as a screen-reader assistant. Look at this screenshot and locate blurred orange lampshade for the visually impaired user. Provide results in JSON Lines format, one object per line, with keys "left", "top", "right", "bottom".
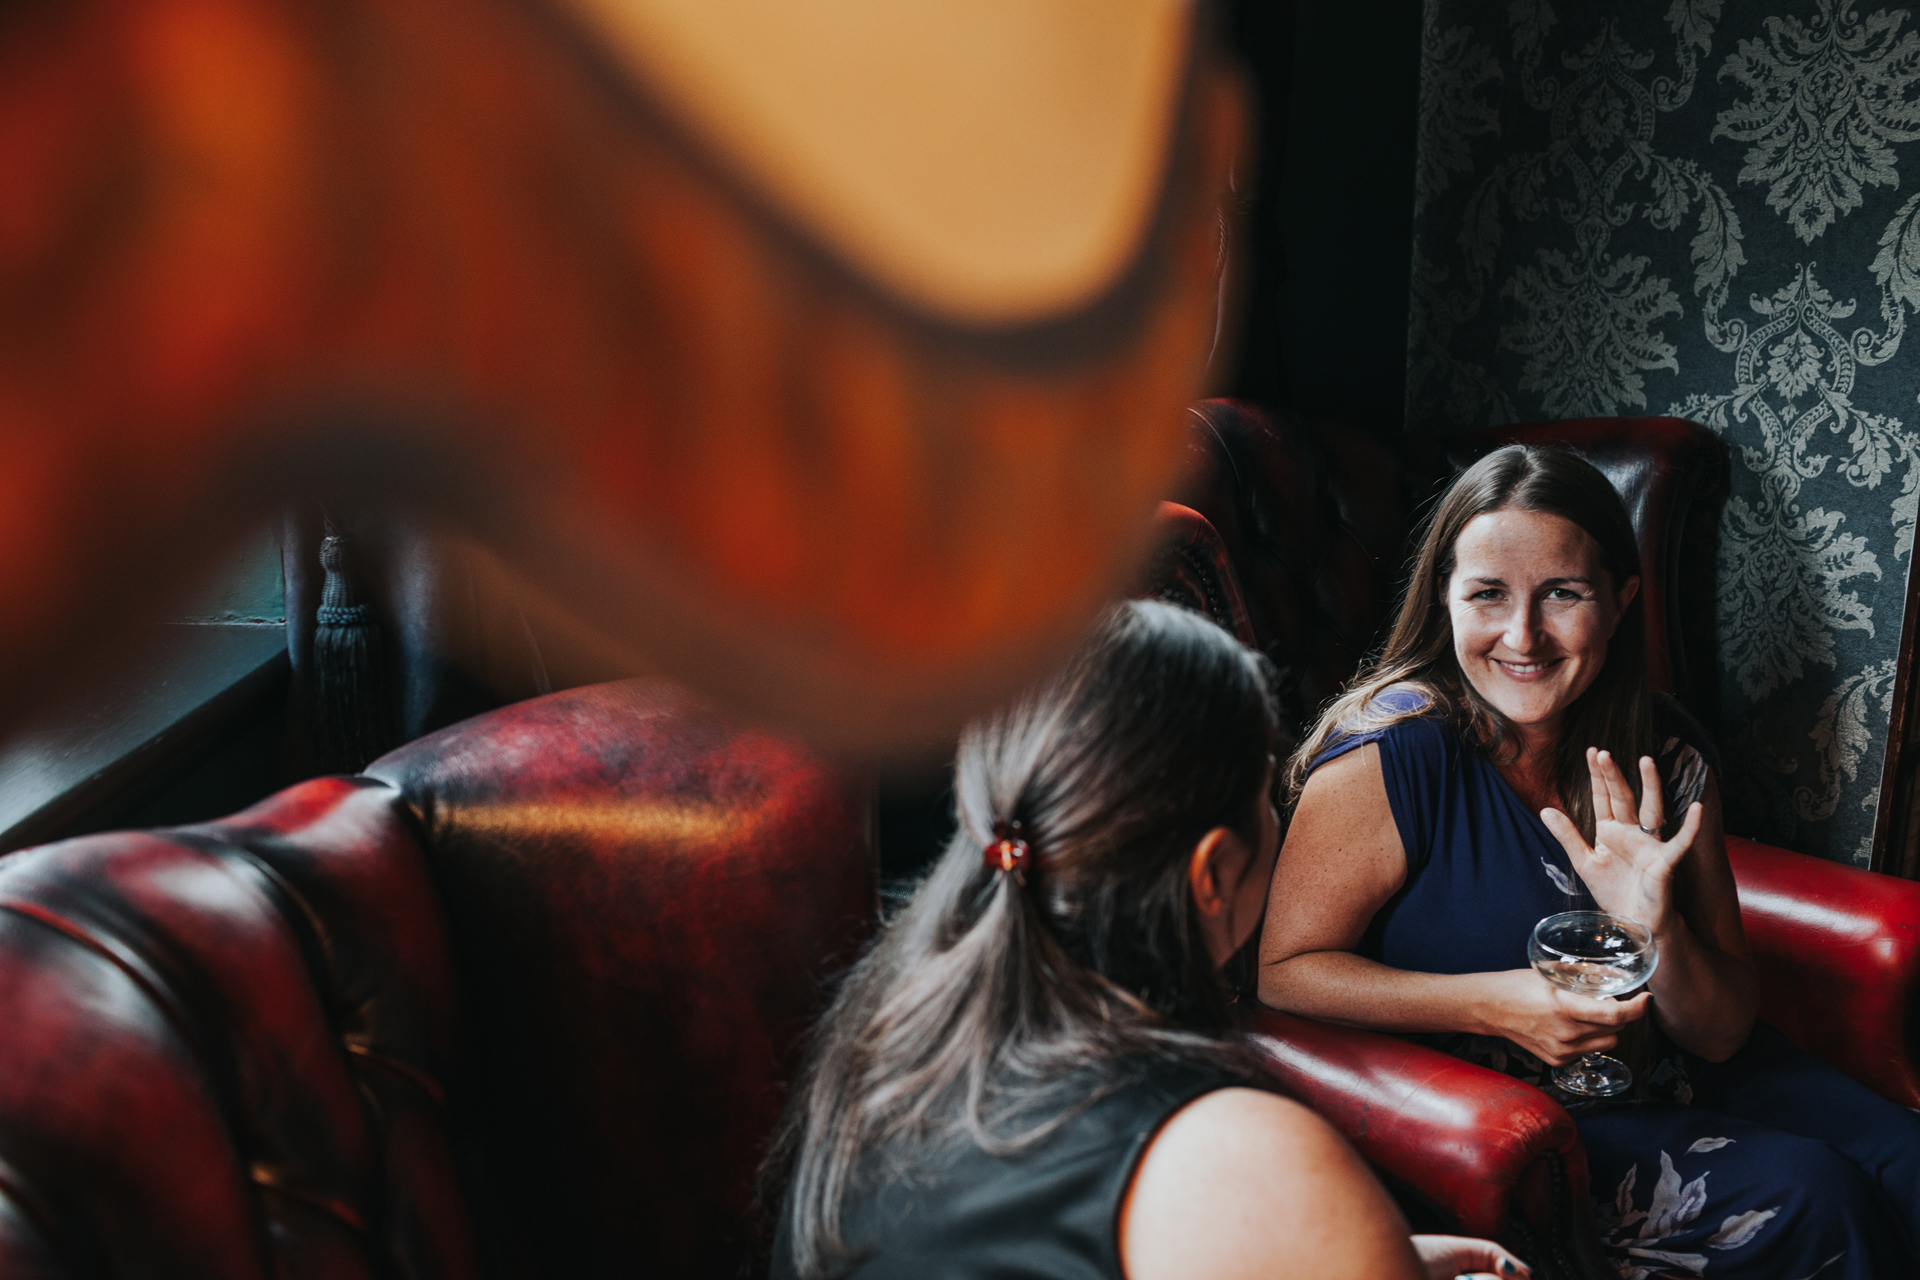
{"left": 0, "top": 0, "right": 1243, "bottom": 749}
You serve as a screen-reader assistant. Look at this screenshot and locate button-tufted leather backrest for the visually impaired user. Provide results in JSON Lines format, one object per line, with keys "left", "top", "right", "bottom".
{"left": 1179, "top": 399, "right": 1727, "bottom": 737}
{"left": 364, "top": 680, "right": 875, "bottom": 1278}
{"left": 0, "top": 680, "right": 875, "bottom": 1279}
{"left": 0, "top": 776, "right": 469, "bottom": 1278}
{"left": 1143, "top": 501, "right": 1258, "bottom": 650}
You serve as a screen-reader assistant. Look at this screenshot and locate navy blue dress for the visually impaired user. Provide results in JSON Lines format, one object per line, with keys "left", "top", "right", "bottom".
{"left": 1312, "top": 685, "right": 1920, "bottom": 1279}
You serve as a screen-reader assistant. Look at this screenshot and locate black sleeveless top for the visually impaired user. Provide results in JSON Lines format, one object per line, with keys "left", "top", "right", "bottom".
{"left": 772, "top": 1059, "right": 1245, "bottom": 1280}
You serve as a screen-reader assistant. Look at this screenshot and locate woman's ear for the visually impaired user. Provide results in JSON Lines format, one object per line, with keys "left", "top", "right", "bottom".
{"left": 1189, "top": 826, "right": 1252, "bottom": 965}
{"left": 1614, "top": 573, "right": 1641, "bottom": 620}
{"left": 1188, "top": 827, "right": 1232, "bottom": 914}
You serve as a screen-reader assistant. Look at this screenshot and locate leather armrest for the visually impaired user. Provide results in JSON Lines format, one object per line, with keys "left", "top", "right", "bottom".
{"left": 1728, "top": 835, "right": 1920, "bottom": 1107}
{"left": 1240, "top": 1006, "right": 1586, "bottom": 1238}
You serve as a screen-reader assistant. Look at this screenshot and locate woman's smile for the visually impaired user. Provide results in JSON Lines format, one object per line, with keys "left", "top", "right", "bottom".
{"left": 1447, "top": 508, "right": 1638, "bottom": 740}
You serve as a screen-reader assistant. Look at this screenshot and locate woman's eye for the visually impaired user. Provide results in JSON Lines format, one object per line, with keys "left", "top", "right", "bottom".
{"left": 1472, "top": 589, "right": 1503, "bottom": 601}
{"left": 1547, "top": 587, "right": 1583, "bottom": 601}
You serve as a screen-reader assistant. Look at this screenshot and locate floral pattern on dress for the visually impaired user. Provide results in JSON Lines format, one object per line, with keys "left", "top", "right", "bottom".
{"left": 1595, "top": 1146, "right": 1789, "bottom": 1279}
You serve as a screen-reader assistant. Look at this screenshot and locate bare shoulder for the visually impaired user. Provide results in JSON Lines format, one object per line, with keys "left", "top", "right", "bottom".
{"left": 1274, "top": 743, "right": 1404, "bottom": 899}
{"left": 1120, "top": 1088, "right": 1422, "bottom": 1280}
{"left": 1287, "top": 741, "right": 1399, "bottom": 847}
{"left": 1298, "top": 739, "right": 1385, "bottom": 796}
{"left": 1142, "top": 1087, "right": 1332, "bottom": 1157}
{"left": 1676, "top": 768, "right": 1731, "bottom": 878}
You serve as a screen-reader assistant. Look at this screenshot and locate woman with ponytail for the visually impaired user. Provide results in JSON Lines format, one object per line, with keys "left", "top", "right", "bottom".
{"left": 764, "top": 600, "right": 1524, "bottom": 1280}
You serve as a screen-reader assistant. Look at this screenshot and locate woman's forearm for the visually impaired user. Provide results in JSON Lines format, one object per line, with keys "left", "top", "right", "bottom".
{"left": 1645, "top": 915, "right": 1756, "bottom": 1061}
{"left": 1259, "top": 951, "right": 1514, "bottom": 1037}
{"left": 1261, "top": 949, "right": 1655, "bottom": 1069}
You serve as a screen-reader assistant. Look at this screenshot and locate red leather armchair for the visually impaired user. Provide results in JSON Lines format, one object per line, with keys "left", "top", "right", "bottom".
{"left": 1180, "top": 400, "right": 1920, "bottom": 1280}
{"left": 0, "top": 681, "right": 874, "bottom": 1278}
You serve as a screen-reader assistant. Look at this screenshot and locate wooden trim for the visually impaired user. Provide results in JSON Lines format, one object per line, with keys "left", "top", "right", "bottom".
{"left": 0, "top": 626, "right": 288, "bottom": 854}
{"left": 1872, "top": 557, "right": 1920, "bottom": 877}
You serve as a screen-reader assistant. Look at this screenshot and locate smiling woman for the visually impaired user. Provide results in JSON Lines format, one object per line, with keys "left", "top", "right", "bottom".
{"left": 1260, "top": 445, "right": 1920, "bottom": 1280}
{"left": 1446, "top": 508, "right": 1639, "bottom": 769}
{"left": 1280, "top": 444, "right": 1658, "bottom": 846}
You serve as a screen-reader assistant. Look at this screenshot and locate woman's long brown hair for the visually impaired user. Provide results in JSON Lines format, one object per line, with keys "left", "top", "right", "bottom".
{"left": 763, "top": 601, "right": 1280, "bottom": 1279}
{"left": 1283, "top": 444, "right": 1651, "bottom": 841}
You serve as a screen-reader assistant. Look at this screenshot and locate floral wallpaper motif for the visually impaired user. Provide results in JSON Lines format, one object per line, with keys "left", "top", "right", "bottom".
{"left": 1409, "top": 0, "right": 1920, "bottom": 864}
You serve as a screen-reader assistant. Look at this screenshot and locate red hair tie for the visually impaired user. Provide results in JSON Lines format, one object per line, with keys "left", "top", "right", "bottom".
{"left": 983, "top": 820, "right": 1031, "bottom": 876}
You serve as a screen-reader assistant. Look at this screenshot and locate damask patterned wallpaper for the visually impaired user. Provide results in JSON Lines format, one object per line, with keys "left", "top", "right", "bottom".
{"left": 1408, "top": 0, "right": 1920, "bottom": 864}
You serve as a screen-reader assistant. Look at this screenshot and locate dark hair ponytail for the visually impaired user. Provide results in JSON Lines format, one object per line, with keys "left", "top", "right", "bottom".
{"left": 765, "top": 600, "right": 1280, "bottom": 1278}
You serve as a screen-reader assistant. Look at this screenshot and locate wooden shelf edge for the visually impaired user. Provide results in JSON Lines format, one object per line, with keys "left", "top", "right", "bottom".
{"left": 0, "top": 627, "right": 289, "bottom": 854}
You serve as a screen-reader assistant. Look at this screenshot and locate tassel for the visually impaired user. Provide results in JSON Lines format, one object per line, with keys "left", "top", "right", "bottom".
{"left": 312, "top": 517, "right": 394, "bottom": 773}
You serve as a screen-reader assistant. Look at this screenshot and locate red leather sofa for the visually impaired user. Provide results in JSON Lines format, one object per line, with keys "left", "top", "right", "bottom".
{"left": 1177, "top": 400, "right": 1920, "bottom": 1280}
{"left": 0, "top": 682, "right": 872, "bottom": 1278}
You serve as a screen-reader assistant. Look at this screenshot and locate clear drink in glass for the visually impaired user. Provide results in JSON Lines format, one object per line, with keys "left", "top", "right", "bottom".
{"left": 1528, "top": 911, "right": 1657, "bottom": 1098}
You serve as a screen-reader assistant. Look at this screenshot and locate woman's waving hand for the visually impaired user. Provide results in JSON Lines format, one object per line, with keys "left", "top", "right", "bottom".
{"left": 1539, "top": 748, "right": 1698, "bottom": 931}
{"left": 1539, "top": 748, "right": 1756, "bottom": 1061}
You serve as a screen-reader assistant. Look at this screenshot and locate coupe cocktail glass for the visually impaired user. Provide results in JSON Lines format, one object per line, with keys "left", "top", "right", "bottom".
{"left": 1528, "top": 911, "right": 1658, "bottom": 1098}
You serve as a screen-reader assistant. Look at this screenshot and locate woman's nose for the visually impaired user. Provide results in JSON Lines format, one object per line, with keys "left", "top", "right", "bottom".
{"left": 1503, "top": 600, "right": 1539, "bottom": 651}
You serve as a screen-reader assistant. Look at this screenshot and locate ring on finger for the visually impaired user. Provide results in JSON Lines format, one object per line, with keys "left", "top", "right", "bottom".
{"left": 1638, "top": 823, "right": 1659, "bottom": 836}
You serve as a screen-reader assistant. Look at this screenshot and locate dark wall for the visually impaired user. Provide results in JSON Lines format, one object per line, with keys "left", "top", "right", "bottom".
{"left": 1228, "top": 0, "right": 1424, "bottom": 432}
{"left": 1219, "top": 0, "right": 1292, "bottom": 410}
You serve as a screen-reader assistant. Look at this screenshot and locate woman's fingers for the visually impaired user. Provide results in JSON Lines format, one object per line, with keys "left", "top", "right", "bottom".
{"left": 1409, "top": 1233, "right": 1531, "bottom": 1280}
{"left": 1637, "top": 754, "right": 1666, "bottom": 833}
{"left": 1595, "top": 750, "right": 1640, "bottom": 824}
{"left": 1667, "top": 801, "right": 1703, "bottom": 855}
{"left": 1538, "top": 806, "right": 1590, "bottom": 862}
{"left": 1547, "top": 1035, "right": 1620, "bottom": 1064}
{"left": 1550, "top": 1036, "right": 1617, "bottom": 1061}
{"left": 1558, "top": 989, "right": 1651, "bottom": 1027}
{"left": 1586, "top": 746, "right": 1614, "bottom": 825}
{"left": 1635, "top": 801, "right": 1701, "bottom": 878}
{"left": 1539, "top": 992, "right": 1651, "bottom": 1060}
